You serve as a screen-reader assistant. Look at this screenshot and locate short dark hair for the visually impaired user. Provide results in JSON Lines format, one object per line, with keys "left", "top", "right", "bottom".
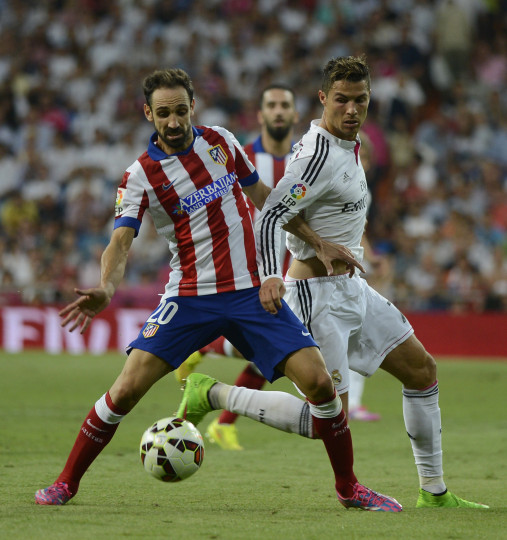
{"left": 260, "top": 83, "right": 295, "bottom": 107}
{"left": 321, "top": 56, "right": 371, "bottom": 95}
{"left": 143, "top": 68, "right": 194, "bottom": 107}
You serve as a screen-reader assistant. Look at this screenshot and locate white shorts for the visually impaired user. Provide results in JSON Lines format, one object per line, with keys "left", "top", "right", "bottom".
{"left": 284, "top": 274, "right": 413, "bottom": 394}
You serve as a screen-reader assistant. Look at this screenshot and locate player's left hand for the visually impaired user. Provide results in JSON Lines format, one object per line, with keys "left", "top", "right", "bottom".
{"left": 259, "top": 277, "right": 286, "bottom": 314}
{"left": 315, "top": 240, "right": 365, "bottom": 277}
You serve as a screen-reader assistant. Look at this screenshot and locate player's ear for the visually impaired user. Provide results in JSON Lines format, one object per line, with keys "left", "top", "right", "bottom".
{"left": 190, "top": 98, "right": 195, "bottom": 117}
{"left": 318, "top": 90, "right": 326, "bottom": 106}
{"left": 144, "top": 103, "right": 153, "bottom": 122}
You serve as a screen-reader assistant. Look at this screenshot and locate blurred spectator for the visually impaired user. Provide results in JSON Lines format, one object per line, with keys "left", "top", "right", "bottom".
{"left": 1, "top": 191, "right": 38, "bottom": 236}
{"left": 0, "top": 143, "right": 23, "bottom": 197}
{"left": 446, "top": 253, "right": 485, "bottom": 312}
{"left": 434, "top": 0, "right": 474, "bottom": 84}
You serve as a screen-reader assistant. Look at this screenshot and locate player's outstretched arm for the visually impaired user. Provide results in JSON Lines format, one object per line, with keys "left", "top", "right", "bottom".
{"left": 59, "top": 227, "right": 135, "bottom": 333}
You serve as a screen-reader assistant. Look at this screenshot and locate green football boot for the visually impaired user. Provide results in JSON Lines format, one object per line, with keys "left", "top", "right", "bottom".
{"left": 416, "top": 489, "right": 489, "bottom": 508}
{"left": 206, "top": 418, "right": 244, "bottom": 451}
{"left": 176, "top": 372, "right": 217, "bottom": 426}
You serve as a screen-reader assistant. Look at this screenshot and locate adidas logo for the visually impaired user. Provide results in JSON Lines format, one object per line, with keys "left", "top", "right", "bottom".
{"left": 342, "top": 172, "right": 351, "bottom": 182}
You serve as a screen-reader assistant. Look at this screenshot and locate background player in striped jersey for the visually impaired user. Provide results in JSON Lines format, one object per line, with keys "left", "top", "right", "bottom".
{"left": 35, "top": 67, "right": 401, "bottom": 511}
{"left": 182, "top": 56, "right": 488, "bottom": 509}
{"left": 176, "top": 85, "right": 379, "bottom": 451}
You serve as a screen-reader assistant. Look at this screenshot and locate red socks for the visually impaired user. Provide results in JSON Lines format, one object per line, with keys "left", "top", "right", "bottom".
{"left": 310, "top": 398, "right": 357, "bottom": 497}
{"left": 218, "top": 364, "right": 266, "bottom": 424}
{"left": 57, "top": 392, "right": 127, "bottom": 495}
{"left": 199, "top": 336, "right": 226, "bottom": 356}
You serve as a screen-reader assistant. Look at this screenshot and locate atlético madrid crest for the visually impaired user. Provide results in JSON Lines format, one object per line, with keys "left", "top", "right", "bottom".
{"left": 142, "top": 323, "right": 159, "bottom": 338}
{"left": 208, "top": 144, "right": 228, "bottom": 165}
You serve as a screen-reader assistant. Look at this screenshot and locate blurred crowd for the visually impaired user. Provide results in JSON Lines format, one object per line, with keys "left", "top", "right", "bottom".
{"left": 0, "top": 0, "right": 506, "bottom": 312}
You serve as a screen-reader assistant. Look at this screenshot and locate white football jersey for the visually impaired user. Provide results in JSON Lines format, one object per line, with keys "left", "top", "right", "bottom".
{"left": 256, "top": 120, "right": 367, "bottom": 280}
{"left": 114, "top": 126, "right": 261, "bottom": 297}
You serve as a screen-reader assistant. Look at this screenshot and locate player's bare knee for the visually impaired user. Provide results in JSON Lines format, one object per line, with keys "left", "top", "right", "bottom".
{"left": 420, "top": 352, "right": 437, "bottom": 387}
{"left": 382, "top": 336, "right": 437, "bottom": 389}
{"left": 405, "top": 351, "right": 436, "bottom": 389}
{"left": 109, "top": 379, "right": 142, "bottom": 411}
{"left": 304, "top": 371, "right": 335, "bottom": 403}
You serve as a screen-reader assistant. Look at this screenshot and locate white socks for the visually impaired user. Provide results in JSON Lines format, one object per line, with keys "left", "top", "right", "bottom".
{"left": 208, "top": 379, "right": 447, "bottom": 494}
{"left": 403, "top": 382, "right": 446, "bottom": 494}
{"left": 209, "top": 383, "right": 314, "bottom": 438}
{"left": 348, "top": 369, "right": 366, "bottom": 410}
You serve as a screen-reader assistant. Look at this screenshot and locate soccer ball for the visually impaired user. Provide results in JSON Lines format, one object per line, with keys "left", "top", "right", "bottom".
{"left": 140, "top": 417, "right": 204, "bottom": 482}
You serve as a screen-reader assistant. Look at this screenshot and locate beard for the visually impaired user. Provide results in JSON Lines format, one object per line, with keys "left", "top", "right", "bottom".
{"left": 266, "top": 123, "right": 291, "bottom": 142}
{"left": 158, "top": 125, "right": 192, "bottom": 152}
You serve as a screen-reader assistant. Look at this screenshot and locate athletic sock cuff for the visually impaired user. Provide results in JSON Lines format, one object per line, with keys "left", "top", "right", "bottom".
{"left": 95, "top": 393, "right": 128, "bottom": 424}
{"left": 402, "top": 381, "right": 439, "bottom": 398}
{"left": 307, "top": 390, "right": 342, "bottom": 418}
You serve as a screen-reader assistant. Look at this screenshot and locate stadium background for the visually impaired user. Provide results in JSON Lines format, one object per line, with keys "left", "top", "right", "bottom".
{"left": 0, "top": 0, "right": 506, "bottom": 357}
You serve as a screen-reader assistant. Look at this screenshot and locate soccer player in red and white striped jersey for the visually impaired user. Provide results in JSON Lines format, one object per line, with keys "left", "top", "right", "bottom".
{"left": 34, "top": 68, "right": 400, "bottom": 511}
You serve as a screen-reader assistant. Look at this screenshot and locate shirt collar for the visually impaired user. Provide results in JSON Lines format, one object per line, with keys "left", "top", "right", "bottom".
{"left": 252, "top": 135, "right": 295, "bottom": 160}
{"left": 147, "top": 127, "right": 203, "bottom": 161}
{"left": 310, "top": 119, "right": 360, "bottom": 150}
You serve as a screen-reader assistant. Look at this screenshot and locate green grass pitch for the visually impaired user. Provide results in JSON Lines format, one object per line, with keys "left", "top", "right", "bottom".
{"left": 1, "top": 351, "right": 506, "bottom": 539}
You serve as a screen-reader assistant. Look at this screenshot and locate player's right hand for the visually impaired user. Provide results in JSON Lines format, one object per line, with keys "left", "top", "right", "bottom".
{"left": 59, "top": 287, "right": 111, "bottom": 334}
{"left": 259, "top": 277, "right": 286, "bottom": 315}
{"left": 315, "top": 240, "right": 365, "bottom": 277}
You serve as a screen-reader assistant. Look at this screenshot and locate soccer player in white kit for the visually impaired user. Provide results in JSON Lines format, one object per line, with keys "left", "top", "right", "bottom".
{"left": 183, "top": 57, "right": 488, "bottom": 509}
{"left": 34, "top": 67, "right": 401, "bottom": 511}
{"left": 177, "top": 84, "right": 379, "bottom": 450}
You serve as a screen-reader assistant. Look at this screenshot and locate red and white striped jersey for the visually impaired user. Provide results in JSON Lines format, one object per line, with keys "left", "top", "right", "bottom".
{"left": 114, "top": 126, "right": 260, "bottom": 297}
{"left": 244, "top": 136, "right": 293, "bottom": 275}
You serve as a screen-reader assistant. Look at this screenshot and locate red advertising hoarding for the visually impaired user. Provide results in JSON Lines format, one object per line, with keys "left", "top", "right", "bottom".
{"left": 0, "top": 306, "right": 506, "bottom": 358}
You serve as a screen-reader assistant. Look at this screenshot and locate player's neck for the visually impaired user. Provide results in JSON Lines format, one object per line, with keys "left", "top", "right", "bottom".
{"left": 261, "top": 133, "right": 292, "bottom": 158}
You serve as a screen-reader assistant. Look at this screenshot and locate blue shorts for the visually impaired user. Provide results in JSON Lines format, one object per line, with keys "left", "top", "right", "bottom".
{"left": 127, "top": 287, "right": 317, "bottom": 382}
